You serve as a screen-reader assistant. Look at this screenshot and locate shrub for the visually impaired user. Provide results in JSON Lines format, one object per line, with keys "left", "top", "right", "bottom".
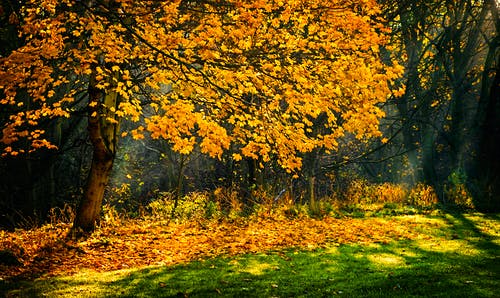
{"left": 374, "top": 183, "right": 407, "bottom": 204}
{"left": 212, "top": 186, "right": 244, "bottom": 219}
{"left": 407, "top": 183, "right": 439, "bottom": 207}
{"left": 102, "top": 204, "right": 123, "bottom": 227}
{"left": 48, "top": 203, "right": 75, "bottom": 225}
{"left": 344, "top": 178, "right": 371, "bottom": 204}
{"left": 148, "top": 192, "right": 210, "bottom": 221}
{"left": 444, "top": 184, "right": 474, "bottom": 209}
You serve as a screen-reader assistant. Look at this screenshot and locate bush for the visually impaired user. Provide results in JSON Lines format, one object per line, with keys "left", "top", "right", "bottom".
{"left": 444, "top": 184, "right": 474, "bottom": 209}
{"left": 374, "top": 183, "right": 407, "bottom": 203}
{"left": 148, "top": 192, "right": 210, "bottom": 221}
{"left": 407, "top": 183, "right": 439, "bottom": 207}
{"left": 442, "top": 169, "right": 474, "bottom": 209}
{"left": 47, "top": 203, "right": 75, "bottom": 225}
{"left": 127, "top": 182, "right": 450, "bottom": 224}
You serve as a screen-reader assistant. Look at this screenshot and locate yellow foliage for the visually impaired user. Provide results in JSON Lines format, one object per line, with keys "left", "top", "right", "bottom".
{"left": 408, "top": 184, "right": 439, "bottom": 207}
{"left": 445, "top": 184, "right": 475, "bottom": 209}
{"left": 0, "top": 0, "right": 403, "bottom": 168}
{"left": 375, "top": 183, "right": 408, "bottom": 203}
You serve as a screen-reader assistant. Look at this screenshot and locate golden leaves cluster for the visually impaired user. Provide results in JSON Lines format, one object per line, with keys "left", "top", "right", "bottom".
{"left": 0, "top": 0, "right": 404, "bottom": 166}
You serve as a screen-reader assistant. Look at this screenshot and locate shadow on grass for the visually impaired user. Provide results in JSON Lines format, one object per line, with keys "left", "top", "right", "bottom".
{"left": 103, "top": 239, "right": 498, "bottom": 297}
{"left": 104, "top": 210, "right": 499, "bottom": 297}
{"left": 444, "top": 211, "right": 500, "bottom": 253}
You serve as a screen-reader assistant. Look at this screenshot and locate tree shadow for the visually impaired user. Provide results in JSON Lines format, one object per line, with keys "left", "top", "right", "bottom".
{"left": 439, "top": 208, "right": 500, "bottom": 255}
{"left": 99, "top": 242, "right": 497, "bottom": 297}
{"left": 100, "top": 214, "right": 499, "bottom": 298}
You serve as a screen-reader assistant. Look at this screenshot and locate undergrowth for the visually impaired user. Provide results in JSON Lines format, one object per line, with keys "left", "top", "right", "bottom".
{"left": 31, "top": 180, "right": 475, "bottom": 229}
{"left": 127, "top": 181, "right": 471, "bottom": 224}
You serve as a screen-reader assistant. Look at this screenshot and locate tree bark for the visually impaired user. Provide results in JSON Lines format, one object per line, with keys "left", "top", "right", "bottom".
{"left": 74, "top": 149, "right": 114, "bottom": 231}
{"left": 470, "top": 0, "right": 499, "bottom": 210}
{"left": 476, "top": 54, "right": 500, "bottom": 210}
{"left": 73, "top": 69, "right": 120, "bottom": 233}
{"left": 398, "top": 23, "right": 424, "bottom": 185}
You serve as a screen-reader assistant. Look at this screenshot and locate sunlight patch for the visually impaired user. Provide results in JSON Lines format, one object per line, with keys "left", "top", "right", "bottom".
{"left": 465, "top": 214, "right": 500, "bottom": 238}
{"left": 239, "top": 259, "right": 278, "bottom": 275}
{"left": 394, "top": 247, "right": 419, "bottom": 258}
{"left": 41, "top": 269, "right": 131, "bottom": 297}
{"left": 367, "top": 253, "right": 405, "bottom": 267}
{"left": 414, "top": 239, "right": 480, "bottom": 255}
{"left": 324, "top": 246, "right": 341, "bottom": 255}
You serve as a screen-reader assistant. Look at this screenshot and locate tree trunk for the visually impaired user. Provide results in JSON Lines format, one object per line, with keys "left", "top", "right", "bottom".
{"left": 73, "top": 69, "right": 121, "bottom": 233}
{"left": 308, "top": 175, "right": 316, "bottom": 206}
{"left": 74, "top": 149, "right": 114, "bottom": 231}
{"left": 397, "top": 7, "right": 425, "bottom": 185}
{"left": 476, "top": 55, "right": 500, "bottom": 210}
{"left": 473, "top": 0, "right": 500, "bottom": 210}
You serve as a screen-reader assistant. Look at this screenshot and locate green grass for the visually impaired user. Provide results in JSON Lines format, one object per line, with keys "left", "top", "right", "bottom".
{"left": 1, "top": 212, "right": 499, "bottom": 297}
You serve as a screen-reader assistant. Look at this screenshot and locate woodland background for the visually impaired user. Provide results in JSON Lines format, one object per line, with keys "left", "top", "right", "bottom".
{"left": 0, "top": 0, "right": 499, "bottom": 230}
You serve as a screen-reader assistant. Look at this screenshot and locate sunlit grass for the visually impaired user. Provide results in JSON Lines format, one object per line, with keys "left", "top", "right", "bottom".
{"left": 1, "top": 212, "right": 498, "bottom": 297}
{"left": 367, "top": 253, "right": 406, "bottom": 267}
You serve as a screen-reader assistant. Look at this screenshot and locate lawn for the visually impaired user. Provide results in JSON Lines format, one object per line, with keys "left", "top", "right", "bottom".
{"left": 1, "top": 211, "right": 499, "bottom": 297}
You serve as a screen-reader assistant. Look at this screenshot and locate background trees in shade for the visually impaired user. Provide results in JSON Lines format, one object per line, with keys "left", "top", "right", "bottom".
{"left": 375, "top": 0, "right": 499, "bottom": 209}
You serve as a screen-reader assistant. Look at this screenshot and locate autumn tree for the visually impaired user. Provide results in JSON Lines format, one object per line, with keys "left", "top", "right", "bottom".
{"left": 0, "top": 0, "right": 403, "bottom": 232}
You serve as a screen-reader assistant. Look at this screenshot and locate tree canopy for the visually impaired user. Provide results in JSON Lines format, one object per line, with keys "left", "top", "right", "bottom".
{"left": 0, "top": 0, "right": 404, "bottom": 230}
{"left": 0, "top": 0, "right": 403, "bottom": 167}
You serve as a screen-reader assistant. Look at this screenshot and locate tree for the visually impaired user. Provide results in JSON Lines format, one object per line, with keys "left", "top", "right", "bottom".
{"left": 376, "top": 0, "right": 498, "bottom": 206}
{"left": 0, "top": 0, "right": 403, "bottom": 232}
{"left": 475, "top": 0, "right": 499, "bottom": 209}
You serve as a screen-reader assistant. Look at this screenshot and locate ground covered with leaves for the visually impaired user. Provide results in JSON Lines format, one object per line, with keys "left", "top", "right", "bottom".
{"left": 1, "top": 210, "right": 499, "bottom": 297}
{"left": 1, "top": 212, "right": 429, "bottom": 279}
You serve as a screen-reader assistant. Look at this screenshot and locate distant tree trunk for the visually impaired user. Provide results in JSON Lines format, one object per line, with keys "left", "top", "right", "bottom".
{"left": 396, "top": 3, "right": 426, "bottom": 185}
{"left": 476, "top": 54, "right": 500, "bottom": 210}
{"left": 244, "top": 157, "right": 256, "bottom": 202}
{"left": 171, "top": 155, "right": 187, "bottom": 219}
{"left": 73, "top": 70, "right": 121, "bottom": 233}
{"left": 308, "top": 175, "right": 316, "bottom": 207}
{"left": 471, "top": 0, "right": 499, "bottom": 210}
{"left": 303, "top": 151, "right": 318, "bottom": 206}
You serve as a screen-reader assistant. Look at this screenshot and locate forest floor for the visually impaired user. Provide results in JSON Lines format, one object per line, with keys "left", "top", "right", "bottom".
{"left": 0, "top": 210, "right": 499, "bottom": 297}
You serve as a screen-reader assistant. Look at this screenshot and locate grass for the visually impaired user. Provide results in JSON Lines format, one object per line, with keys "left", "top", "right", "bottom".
{"left": 1, "top": 212, "right": 499, "bottom": 297}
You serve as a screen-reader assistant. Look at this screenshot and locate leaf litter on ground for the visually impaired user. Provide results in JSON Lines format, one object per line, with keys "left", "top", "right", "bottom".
{"left": 0, "top": 215, "right": 450, "bottom": 280}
